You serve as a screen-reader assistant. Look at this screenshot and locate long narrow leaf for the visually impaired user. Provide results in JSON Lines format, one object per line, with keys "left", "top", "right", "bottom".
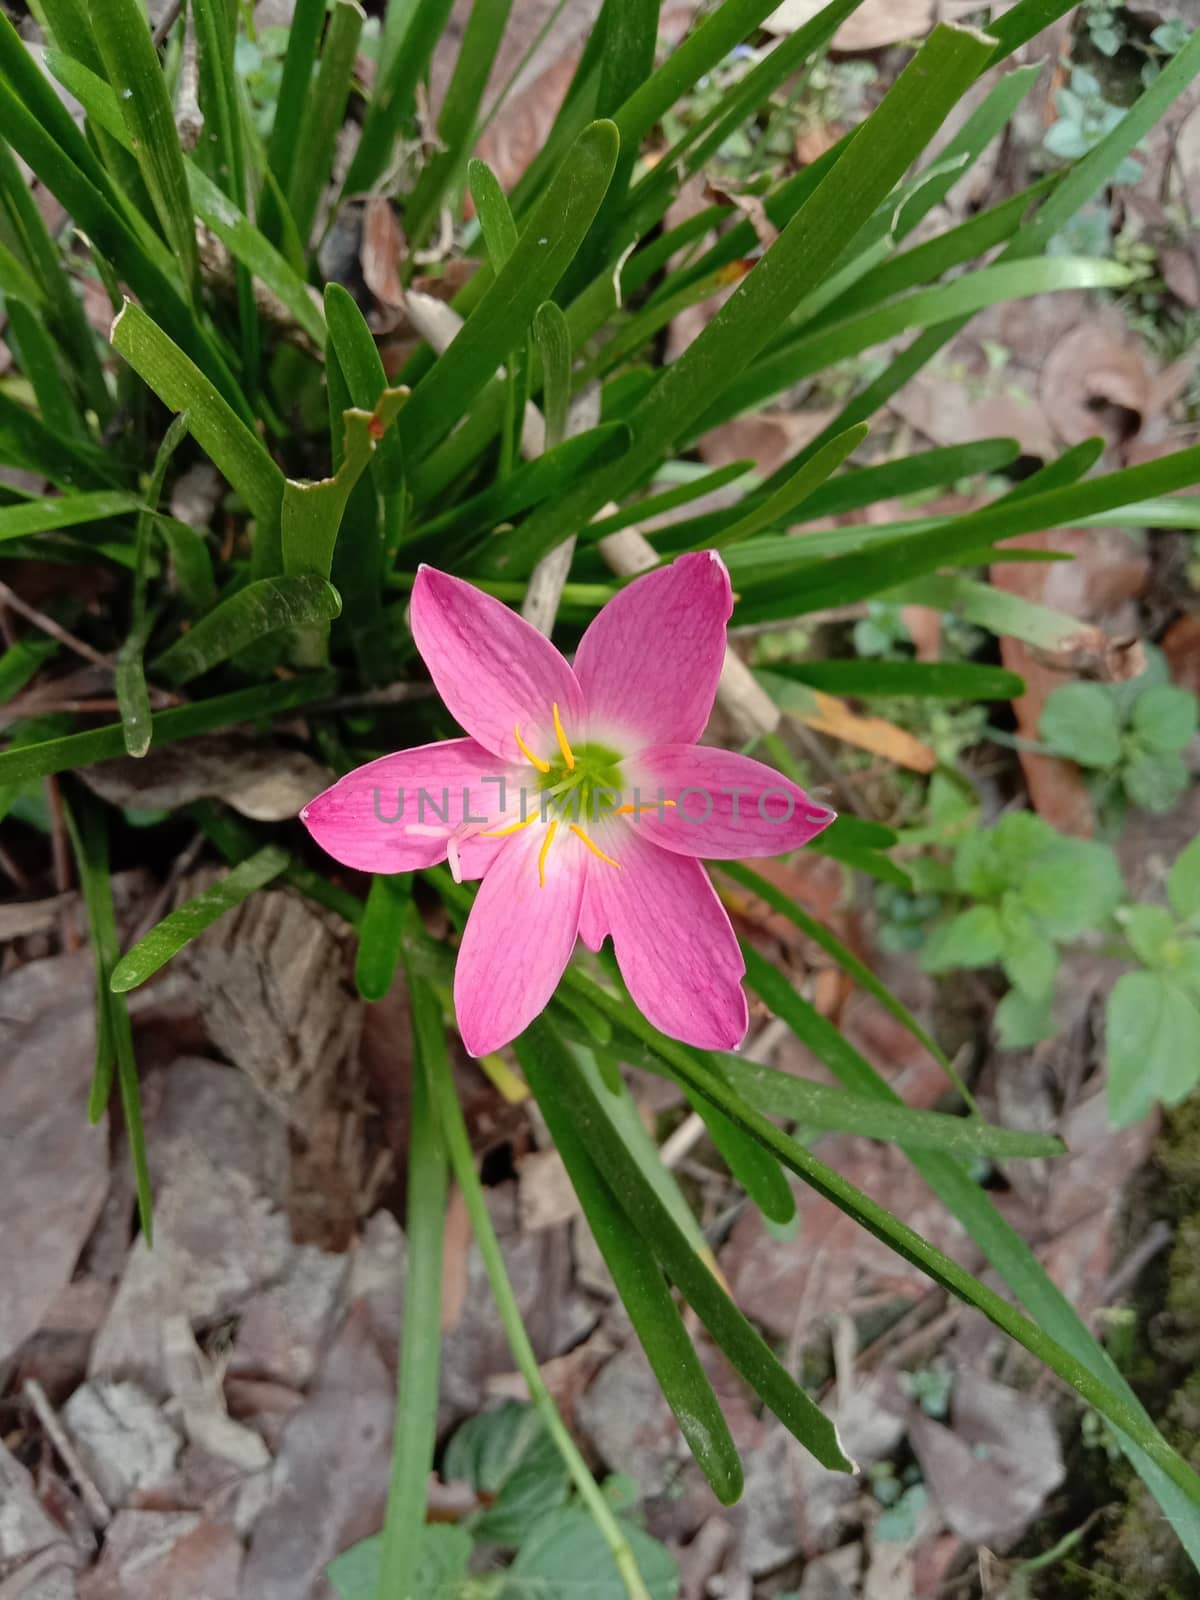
{"left": 151, "top": 575, "right": 342, "bottom": 685}
{"left": 0, "top": 674, "right": 336, "bottom": 784}
{"left": 287, "top": 0, "right": 364, "bottom": 248}
{"left": 47, "top": 51, "right": 326, "bottom": 348}
{"left": 518, "top": 1022, "right": 745, "bottom": 1505}
{"left": 0, "top": 490, "right": 139, "bottom": 544}
{"left": 355, "top": 874, "right": 412, "bottom": 1001}
{"left": 398, "top": 120, "right": 619, "bottom": 464}
{"left": 517, "top": 1009, "right": 851, "bottom": 1473}
{"left": 110, "top": 845, "right": 289, "bottom": 991}
{"left": 563, "top": 969, "right": 1200, "bottom": 1513}
{"left": 63, "top": 794, "right": 153, "bottom": 1238}
{"left": 90, "top": 0, "right": 200, "bottom": 295}
{"left": 375, "top": 967, "right": 449, "bottom": 1600}
{"left": 111, "top": 301, "right": 284, "bottom": 548}
{"left": 485, "top": 22, "right": 998, "bottom": 577}
{"left": 772, "top": 660, "right": 1025, "bottom": 700}
{"left": 695, "top": 257, "right": 1131, "bottom": 435}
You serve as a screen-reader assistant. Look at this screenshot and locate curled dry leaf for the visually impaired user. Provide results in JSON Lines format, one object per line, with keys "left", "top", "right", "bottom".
{"left": 890, "top": 372, "right": 1059, "bottom": 460}
{"left": 81, "top": 734, "right": 332, "bottom": 823}
{"left": 992, "top": 527, "right": 1150, "bottom": 835}
{"left": 704, "top": 181, "right": 779, "bottom": 249}
{"left": 361, "top": 195, "right": 406, "bottom": 309}
{"left": 1039, "top": 319, "right": 1152, "bottom": 449}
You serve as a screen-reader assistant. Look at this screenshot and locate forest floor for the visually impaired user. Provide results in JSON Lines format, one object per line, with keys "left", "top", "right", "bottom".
{"left": 3, "top": 1, "right": 1200, "bottom": 1597}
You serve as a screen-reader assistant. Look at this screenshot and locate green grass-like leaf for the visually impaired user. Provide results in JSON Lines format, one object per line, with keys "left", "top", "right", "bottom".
{"left": 399, "top": 119, "right": 619, "bottom": 463}
{"left": 518, "top": 1021, "right": 746, "bottom": 1505}
{"left": 63, "top": 794, "right": 153, "bottom": 1239}
{"left": 111, "top": 845, "right": 289, "bottom": 992}
{"left": 0, "top": 673, "right": 336, "bottom": 784}
{"left": 151, "top": 575, "right": 342, "bottom": 685}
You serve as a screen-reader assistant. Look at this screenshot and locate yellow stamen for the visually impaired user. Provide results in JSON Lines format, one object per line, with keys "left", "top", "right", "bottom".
{"left": 481, "top": 812, "right": 539, "bottom": 839}
{"left": 568, "top": 825, "right": 621, "bottom": 869}
{"left": 514, "top": 723, "right": 550, "bottom": 773}
{"left": 537, "top": 821, "right": 558, "bottom": 886}
{"left": 552, "top": 701, "right": 575, "bottom": 771}
{"left": 613, "top": 799, "right": 677, "bottom": 815}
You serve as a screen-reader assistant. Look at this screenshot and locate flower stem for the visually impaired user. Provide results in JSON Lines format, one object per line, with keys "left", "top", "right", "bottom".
{"left": 428, "top": 1035, "right": 653, "bottom": 1600}
{"left": 375, "top": 973, "right": 448, "bottom": 1600}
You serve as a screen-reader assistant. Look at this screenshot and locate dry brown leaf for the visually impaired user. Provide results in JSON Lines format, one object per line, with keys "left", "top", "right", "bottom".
{"left": 0, "top": 1438, "right": 89, "bottom": 1587}
{"left": 1163, "top": 613, "right": 1200, "bottom": 695}
{"left": 900, "top": 603, "right": 943, "bottom": 663}
{"left": 162, "top": 1315, "right": 271, "bottom": 1475}
{"left": 62, "top": 1381, "right": 182, "bottom": 1508}
{"left": 361, "top": 195, "right": 405, "bottom": 307}
{"left": 440, "top": 1183, "right": 472, "bottom": 1333}
{"left": 1161, "top": 244, "right": 1200, "bottom": 308}
{"left": 723, "top": 1138, "right": 975, "bottom": 1340}
{"left": 472, "top": 53, "right": 580, "bottom": 197}
{"left": 78, "top": 1510, "right": 241, "bottom": 1600}
{"left": 80, "top": 734, "right": 332, "bottom": 823}
{"left": 1039, "top": 319, "right": 1152, "bottom": 448}
{"left": 764, "top": 0, "right": 981, "bottom": 50}
{"left": 909, "top": 1371, "right": 1064, "bottom": 1549}
{"left": 378, "top": 259, "right": 479, "bottom": 375}
{"left": 795, "top": 123, "right": 844, "bottom": 167}
{"left": 789, "top": 688, "right": 938, "bottom": 772}
{"left": 176, "top": 890, "right": 361, "bottom": 1130}
{"left": 89, "top": 1061, "right": 293, "bottom": 1392}
{"left": 700, "top": 410, "right": 839, "bottom": 475}
{"left": 517, "top": 1147, "right": 581, "bottom": 1232}
{"left": 240, "top": 1303, "right": 395, "bottom": 1600}
{"left": 891, "top": 373, "right": 1059, "bottom": 460}
{"left": 1167, "top": 100, "right": 1200, "bottom": 219}
{"left": 224, "top": 1244, "right": 349, "bottom": 1392}
{"left": 436, "top": 1183, "right": 597, "bottom": 1426}
{"left": 0, "top": 954, "right": 110, "bottom": 1369}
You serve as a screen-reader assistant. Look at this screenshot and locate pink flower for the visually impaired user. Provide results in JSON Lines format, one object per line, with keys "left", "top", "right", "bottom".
{"left": 301, "top": 554, "right": 835, "bottom": 1056}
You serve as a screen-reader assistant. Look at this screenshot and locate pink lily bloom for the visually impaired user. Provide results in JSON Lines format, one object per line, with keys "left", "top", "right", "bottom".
{"left": 301, "top": 553, "right": 835, "bottom": 1056}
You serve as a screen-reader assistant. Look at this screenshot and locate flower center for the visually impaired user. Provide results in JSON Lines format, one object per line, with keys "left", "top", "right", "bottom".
{"left": 538, "top": 738, "right": 625, "bottom": 820}
{"left": 487, "top": 704, "right": 629, "bottom": 885}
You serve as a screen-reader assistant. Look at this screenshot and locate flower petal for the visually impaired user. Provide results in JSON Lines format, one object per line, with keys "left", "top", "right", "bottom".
{"left": 411, "top": 566, "right": 586, "bottom": 765}
{"left": 300, "top": 738, "right": 520, "bottom": 874}
{"left": 628, "top": 745, "right": 835, "bottom": 859}
{"left": 585, "top": 821, "right": 748, "bottom": 1049}
{"left": 574, "top": 551, "right": 733, "bottom": 747}
{"left": 453, "top": 823, "right": 586, "bottom": 1055}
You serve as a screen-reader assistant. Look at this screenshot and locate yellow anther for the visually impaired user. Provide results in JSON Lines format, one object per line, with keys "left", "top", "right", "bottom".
{"left": 613, "top": 799, "right": 676, "bottom": 815}
{"left": 552, "top": 702, "right": 575, "bottom": 771}
{"left": 481, "top": 812, "right": 539, "bottom": 839}
{"left": 568, "top": 825, "right": 621, "bottom": 870}
{"left": 514, "top": 723, "right": 550, "bottom": 773}
{"left": 537, "top": 821, "right": 558, "bottom": 887}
